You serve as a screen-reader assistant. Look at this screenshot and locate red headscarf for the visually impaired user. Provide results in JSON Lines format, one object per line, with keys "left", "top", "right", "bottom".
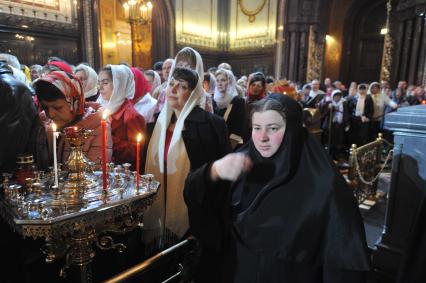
{"left": 36, "top": 71, "right": 85, "bottom": 115}
{"left": 47, "top": 61, "right": 73, "bottom": 74}
{"left": 130, "top": 67, "right": 151, "bottom": 104}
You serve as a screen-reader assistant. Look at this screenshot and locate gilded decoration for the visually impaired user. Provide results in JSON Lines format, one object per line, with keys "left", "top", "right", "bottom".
{"left": 0, "top": 128, "right": 159, "bottom": 283}
{"left": 380, "top": 0, "right": 393, "bottom": 82}
{"left": 238, "top": 0, "right": 267, "bottom": 23}
{"left": 0, "top": 0, "right": 76, "bottom": 24}
{"left": 306, "top": 25, "right": 324, "bottom": 82}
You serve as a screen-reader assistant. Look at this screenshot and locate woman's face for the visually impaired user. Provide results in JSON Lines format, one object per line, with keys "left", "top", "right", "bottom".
{"left": 252, "top": 110, "right": 286, "bottom": 158}
{"left": 216, "top": 74, "right": 229, "bottom": 94}
{"left": 75, "top": 70, "right": 88, "bottom": 89}
{"left": 359, "top": 88, "right": 367, "bottom": 95}
{"left": 98, "top": 71, "right": 113, "bottom": 101}
{"left": 167, "top": 77, "right": 191, "bottom": 111}
{"left": 176, "top": 60, "right": 193, "bottom": 69}
{"left": 40, "top": 98, "right": 76, "bottom": 129}
{"left": 371, "top": 85, "right": 380, "bottom": 94}
{"left": 249, "top": 81, "right": 264, "bottom": 96}
{"left": 145, "top": 74, "right": 154, "bottom": 87}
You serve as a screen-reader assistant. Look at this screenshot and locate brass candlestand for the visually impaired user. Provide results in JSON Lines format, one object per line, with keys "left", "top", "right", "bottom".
{"left": 61, "top": 127, "right": 96, "bottom": 206}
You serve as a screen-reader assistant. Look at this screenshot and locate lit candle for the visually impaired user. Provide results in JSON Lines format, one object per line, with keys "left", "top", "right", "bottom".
{"left": 101, "top": 110, "right": 108, "bottom": 193}
{"left": 136, "top": 133, "right": 142, "bottom": 189}
{"left": 52, "top": 123, "right": 59, "bottom": 188}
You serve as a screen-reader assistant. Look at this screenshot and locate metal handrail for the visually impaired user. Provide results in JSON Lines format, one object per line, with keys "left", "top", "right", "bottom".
{"left": 104, "top": 238, "right": 194, "bottom": 283}
{"left": 347, "top": 133, "right": 393, "bottom": 203}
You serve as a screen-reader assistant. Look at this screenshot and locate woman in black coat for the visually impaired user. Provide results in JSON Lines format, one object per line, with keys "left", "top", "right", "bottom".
{"left": 144, "top": 66, "right": 230, "bottom": 253}
{"left": 213, "top": 68, "right": 247, "bottom": 149}
{"left": 347, "top": 84, "right": 374, "bottom": 146}
{"left": 184, "top": 94, "right": 370, "bottom": 283}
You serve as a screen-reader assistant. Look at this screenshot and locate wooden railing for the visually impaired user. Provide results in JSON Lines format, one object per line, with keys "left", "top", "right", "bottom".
{"left": 347, "top": 133, "right": 393, "bottom": 206}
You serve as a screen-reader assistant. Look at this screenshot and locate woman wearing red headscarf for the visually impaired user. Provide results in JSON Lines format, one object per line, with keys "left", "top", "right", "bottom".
{"left": 130, "top": 67, "right": 157, "bottom": 123}
{"left": 34, "top": 71, "right": 113, "bottom": 163}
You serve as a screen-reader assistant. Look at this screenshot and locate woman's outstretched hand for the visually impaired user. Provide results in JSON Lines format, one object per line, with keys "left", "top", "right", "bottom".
{"left": 211, "top": 153, "right": 253, "bottom": 181}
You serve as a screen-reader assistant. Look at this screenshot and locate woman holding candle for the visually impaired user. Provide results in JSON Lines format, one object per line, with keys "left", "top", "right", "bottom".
{"left": 34, "top": 71, "right": 113, "bottom": 164}
{"left": 144, "top": 67, "right": 230, "bottom": 254}
{"left": 97, "top": 64, "right": 146, "bottom": 169}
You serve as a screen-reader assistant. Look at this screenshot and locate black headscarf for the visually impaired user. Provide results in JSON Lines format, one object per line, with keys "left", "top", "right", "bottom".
{"left": 231, "top": 93, "right": 370, "bottom": 270}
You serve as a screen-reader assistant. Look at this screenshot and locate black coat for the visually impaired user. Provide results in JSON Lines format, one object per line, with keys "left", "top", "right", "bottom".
{"left": 0, "top": 61, "right": 48, "bottom": 173}
{"left": 347, "top": 95, "right": 374, "bottom": 120}
{"left": 182, "top": 106, "right": 231, "bottom": 171}
{"left": 213, "top": 97, "right": 247, "bottom": 142}
{"left": 184, "top": 95, "right": 370, "bottom": 283}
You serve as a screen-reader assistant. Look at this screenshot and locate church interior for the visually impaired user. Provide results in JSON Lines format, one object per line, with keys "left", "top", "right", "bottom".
{"left": 0, "top": 0, "right": 425, "bottom": 282}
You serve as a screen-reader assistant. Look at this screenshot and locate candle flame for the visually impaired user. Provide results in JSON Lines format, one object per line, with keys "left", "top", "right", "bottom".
{"left": 137, "top": 133, "right": 142, "bottom": 142}
{"left": 102, "top": 109, "right": 109, "bottom": 120}
{"left": 74, "top": 126, "right": 78, "bottom": 131}
{"left": 52, "top": 123, "right": 57, "bottom": 132}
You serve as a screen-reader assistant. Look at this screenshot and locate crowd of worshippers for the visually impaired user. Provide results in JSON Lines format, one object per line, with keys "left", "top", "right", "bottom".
{"left": 1, "top": 47, "right": 422, "bottom": 282}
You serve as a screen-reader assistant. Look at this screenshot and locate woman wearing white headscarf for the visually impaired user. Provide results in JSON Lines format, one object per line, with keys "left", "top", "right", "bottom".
{"left": 144, "top": 69, "right": 162, "bottom": 93}
{"left": 97, "top": 64, "right": 146, "bottom": 169}
{"left": 368, "top": 81, "right": 397, "bottom": 141}
{"left": 143, "top": 67, "right": 230, "bottom": 254}
{"left": 214, "top": 68, "right": 247, "bottom": 149}
{"left": 74, "top": 64, "right": 99, "bottom": 102}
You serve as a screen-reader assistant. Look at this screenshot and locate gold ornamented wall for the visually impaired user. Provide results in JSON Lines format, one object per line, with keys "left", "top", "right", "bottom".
{"left": 175, "top": 0, "right": 277, "bottom": 51}
{"left": 99, "top": 0, "right": 132, "bottom": 66}
{"left": 175, "top": 0, "right": 219, "bottom": 49}
{"left": 0, "top": 0, "right": 76, "bottom": 24}
{"left": 229, "top": 0, "right": 277, "bottom": 50}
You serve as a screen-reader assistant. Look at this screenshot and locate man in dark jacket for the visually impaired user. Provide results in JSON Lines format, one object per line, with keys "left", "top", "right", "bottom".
{"left": 0, "top": 60, "right": 48, "bottom": 173}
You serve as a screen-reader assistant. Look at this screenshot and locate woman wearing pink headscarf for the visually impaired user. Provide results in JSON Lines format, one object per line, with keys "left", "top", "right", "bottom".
{"left": 34, "top": 71, "right": 112, "bottom": 163}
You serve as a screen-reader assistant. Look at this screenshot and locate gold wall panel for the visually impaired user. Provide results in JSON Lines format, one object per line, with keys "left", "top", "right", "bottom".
{"left": 0, "top": 0, "right": 76, "bottom": 23}
{"left": 175, "top": 0, "right": 218, "bottom": 49}
{"left": 229, "top": 0, "right": 277, "bottom": 50}
{"left": 99, "top": 0, "right": 132, "bottom": 66}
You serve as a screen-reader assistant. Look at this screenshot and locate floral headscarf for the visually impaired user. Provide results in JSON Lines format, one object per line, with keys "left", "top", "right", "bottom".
{"left": 36, "top": 70, "right": 84, "bottom": 115}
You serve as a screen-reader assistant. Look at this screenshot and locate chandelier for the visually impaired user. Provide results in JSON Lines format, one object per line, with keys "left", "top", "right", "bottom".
{"left": 122, "top": 0, "right": 153, "bottom": 23}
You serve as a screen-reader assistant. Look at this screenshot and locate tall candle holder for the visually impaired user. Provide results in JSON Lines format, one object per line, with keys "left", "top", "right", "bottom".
{"left": 61, "top": 127, "right": 96, "bottom": 206}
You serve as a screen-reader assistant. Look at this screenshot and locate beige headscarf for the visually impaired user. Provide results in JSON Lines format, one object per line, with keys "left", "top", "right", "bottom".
{"left": 75, "top": 64, "right": 98, "bottom": 99}
{"left": 144, "top": 47, "right": 204, "bottom": 247}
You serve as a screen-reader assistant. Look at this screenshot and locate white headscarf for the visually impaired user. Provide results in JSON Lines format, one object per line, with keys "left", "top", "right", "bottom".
{"left": 151, "top": 71, "right": 161, "bottom": 92}
{"left": 97, "top": 64, "right": 135, "bottom": 114}
{"left": 144, "top": 47, "right": 205, "bottom": 244}
{"left": 75, "top": 64, "right": 98, "bottom": 99}
{"left": 331, "top": 90, "right": 344, "bottom": 124}
{"left": 213, "top": 68, "right": 238, "bottom": 109}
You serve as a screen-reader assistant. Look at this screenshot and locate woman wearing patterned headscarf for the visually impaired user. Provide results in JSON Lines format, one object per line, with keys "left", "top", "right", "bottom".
{"left": 97, "top": 64, "right": 146, "bottom": 169}
{"left": 74, "top": 64, "right": 99, "bottom": 102}
{"left": 34, "top": 71, "right": 112, "bottom": 163}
